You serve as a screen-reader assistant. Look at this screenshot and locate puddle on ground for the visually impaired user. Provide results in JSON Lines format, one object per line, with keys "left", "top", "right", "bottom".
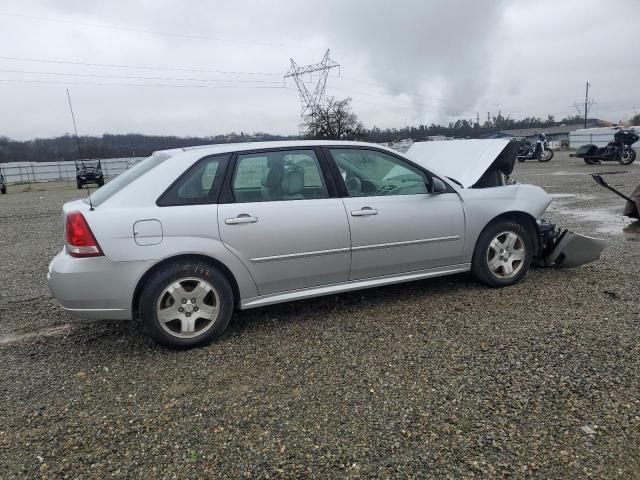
{"left": 0, "top": 324, "right": 73, "bottom": 345}
{"left": 550, "top": 193, "right": 596, "bottom": 200}
{"left": 529, "top": 170, "right": 630, "bottom": 177}
{"left": 548, "top": 204, "right": 634, "bottom": 234}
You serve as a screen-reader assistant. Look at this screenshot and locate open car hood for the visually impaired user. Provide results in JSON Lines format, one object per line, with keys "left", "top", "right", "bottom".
{"left": 405, "top": 139, "right": 518, "bottom": 188}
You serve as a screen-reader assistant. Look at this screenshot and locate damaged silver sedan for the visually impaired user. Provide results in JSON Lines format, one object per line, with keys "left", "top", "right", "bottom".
{"left": 48, "top": 139, "right": 605, "bottom": 348}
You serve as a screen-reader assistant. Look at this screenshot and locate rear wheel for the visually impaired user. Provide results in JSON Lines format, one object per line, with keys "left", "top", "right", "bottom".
{"left": 472, "top": 220, "right": 533, "bottom": 288}
{"left": 1, "top": 186, "right": 6, "bottom": 194}
{"left": 584, "top": 158, "right": 600, "bottom": 165}
{"left": 77, "top": 180, "right": 83, "bottom": 189}
{"left": 97, "top": 178, "right": 105, "bottom": 187}
{"left": 139, "top": 260, "right": 234, "bottom": 348}
{"left": 619, "top": 147, "right": 636, "bottom": 165}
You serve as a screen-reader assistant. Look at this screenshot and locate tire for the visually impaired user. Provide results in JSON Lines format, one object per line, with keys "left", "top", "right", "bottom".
{"left": 77, "top": 180, "right": 83, "bottom": 189}
{"left": 618, "top": 147, "right": 636, "bottom": 165}
{"left": 471, "top": 220, "right": 533, "bottom": 288}
{"left": 517, "top": 158, "right": 525, "bottom": 163}
{"left": 538, "top": 149, "right": 554, "bottom": 162}
{"left": 1, "top": 186, "right": 6, "bottom": 194}
{"left": 139, "top": 260, "right": 234, "bottom": 349}
{"left": 584, "top": 158, "right": 599, "bottom": 165}
{"left": 97, "top": 178, "right": 105, "bottom": 187}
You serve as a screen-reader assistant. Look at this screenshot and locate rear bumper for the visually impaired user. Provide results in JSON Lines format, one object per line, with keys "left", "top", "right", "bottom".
{"left": 47, "top": 250, "right": 153, "bottom": 320}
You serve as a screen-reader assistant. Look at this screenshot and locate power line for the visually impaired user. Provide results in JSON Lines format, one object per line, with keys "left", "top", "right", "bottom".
{"left": 0, "top": 78, "right": 288, "bottom": 89}
{"left": 0, "top": 12, "right": 304, "bottom": 50}
{"left": 0, "top": 68, "right": 283, "bottom": 84}
{"left": 0, "top": 55, "right": 281, "bottom": 76}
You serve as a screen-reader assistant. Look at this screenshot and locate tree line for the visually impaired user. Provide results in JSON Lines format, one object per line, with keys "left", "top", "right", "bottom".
{"left": 2, "top": 103, "right": 635, "bottom": 163}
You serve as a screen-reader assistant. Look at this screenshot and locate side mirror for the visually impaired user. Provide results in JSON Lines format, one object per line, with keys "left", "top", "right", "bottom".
{"left": 431, "top": 177, "right": 447, "bottom": 193}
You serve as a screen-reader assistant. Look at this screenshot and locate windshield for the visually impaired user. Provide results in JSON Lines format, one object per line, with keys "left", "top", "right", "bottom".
{"left": 85, "top": 152, "right": 171, "bottom": 206}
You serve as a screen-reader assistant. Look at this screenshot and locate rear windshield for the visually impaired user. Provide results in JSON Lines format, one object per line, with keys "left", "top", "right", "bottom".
{"left": 85, "top": 153, "right": 171, "bottom": 206}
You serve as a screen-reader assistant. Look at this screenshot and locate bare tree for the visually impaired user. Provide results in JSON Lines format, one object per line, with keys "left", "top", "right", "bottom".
{"left": 303, "top": 97, "right": 365, "bottom": 140}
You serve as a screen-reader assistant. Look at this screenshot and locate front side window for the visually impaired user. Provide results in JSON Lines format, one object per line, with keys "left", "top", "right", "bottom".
{"left": 329, "top": 148, "right": 429, "bottom": 197}
{"left": 232, "top": 150, "right": 328, "bottom": 202}
{"left": 157, "top": 154, "right": 228, "bottom": 206}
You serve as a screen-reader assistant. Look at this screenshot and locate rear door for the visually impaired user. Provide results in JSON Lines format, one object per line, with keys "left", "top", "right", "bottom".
{"left": 325, "top": 147, "right": 465, "bottom": 280}
{"left": 218, "top": 148, "right": 350, "bottom": 295}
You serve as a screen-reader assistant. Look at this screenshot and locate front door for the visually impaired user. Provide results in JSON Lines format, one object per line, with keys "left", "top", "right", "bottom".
{"left": 326, "top": 147, "right": 465, "bottom": 280}
{"left": 218, "top": 149, "right": 350, "bottom": 295}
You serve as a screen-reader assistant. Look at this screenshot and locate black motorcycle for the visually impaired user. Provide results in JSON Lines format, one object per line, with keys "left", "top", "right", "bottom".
{"left": 516, "top": 132, "right": 554, "bottom": 162}
{"left": 571, "top": 127, "right": 638, "bottom": 165}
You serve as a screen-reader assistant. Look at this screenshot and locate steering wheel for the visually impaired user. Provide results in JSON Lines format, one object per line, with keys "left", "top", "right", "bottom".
{"left": 345, "top": 177, "right": 362, "bottom": 196}
{"left": 376, "top": 183, "right": 400, "bottom": 195}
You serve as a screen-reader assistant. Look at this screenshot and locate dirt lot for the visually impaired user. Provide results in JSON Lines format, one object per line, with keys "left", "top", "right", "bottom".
{"left": 1, "top": 152, "right": 639, "bottom": 479}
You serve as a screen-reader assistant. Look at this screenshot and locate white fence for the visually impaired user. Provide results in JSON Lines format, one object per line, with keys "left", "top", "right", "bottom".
{"left": 0, "top": 157, "right": 145, "bottom": 184}
{"left": 569, "top": 127, "right": 640, "bottom": 149}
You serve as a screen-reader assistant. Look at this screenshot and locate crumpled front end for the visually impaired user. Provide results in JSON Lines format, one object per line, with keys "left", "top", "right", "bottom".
{"left": 533, "top": 220, "right": 607, "bottom": 268}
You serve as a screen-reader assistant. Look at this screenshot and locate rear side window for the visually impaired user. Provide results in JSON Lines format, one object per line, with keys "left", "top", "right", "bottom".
{"left": 232, "top": 149, "right": 328, "bottom": 203}
{"left": 87, "top": 152, "right": 171, "bottom": 206}
{"left": 157, "top": 153, "right": 229, "bottom": 206}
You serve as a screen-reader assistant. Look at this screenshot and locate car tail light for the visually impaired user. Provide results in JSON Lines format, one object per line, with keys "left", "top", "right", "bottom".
{"left": 65, "top": 211, "right": 103, "bottom": 258}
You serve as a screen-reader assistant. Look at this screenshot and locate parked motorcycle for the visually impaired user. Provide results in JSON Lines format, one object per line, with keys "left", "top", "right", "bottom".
{"left": 571, "top": 126, "right": 638, "bottom": 165}
{"left": 516, "top": 133, "right": 554, "bottom": 162}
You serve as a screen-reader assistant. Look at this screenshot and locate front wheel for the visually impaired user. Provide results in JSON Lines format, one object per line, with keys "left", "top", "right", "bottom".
{"left": 472, "top": 220, "right": 533, "bottom": 288}
{"left": 619, "top": 147, "right": 636, "bottom": 165}
{"left": 0, "top": 186, "right": 6, "bottom": 194}
{"left": 539, "top": 149, "right": 554, "bottom": 162}
{"left": 139, "top": 260, "right": 234, "bottom": 348}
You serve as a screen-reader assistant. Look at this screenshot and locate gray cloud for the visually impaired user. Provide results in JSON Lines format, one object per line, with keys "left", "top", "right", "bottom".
{"left": 0, "top": 0, "right": 639, "bottom": 140}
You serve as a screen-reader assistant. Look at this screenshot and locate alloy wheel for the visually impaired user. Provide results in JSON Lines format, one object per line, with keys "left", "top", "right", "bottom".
{"left": 620, "top": 149, "right": 634, "bottom": 164}
{"left": 486, "top": 231, "right": 526, "bottom": 279}
{"left": 156, "top": 277, "right": 220, "bottom": 339}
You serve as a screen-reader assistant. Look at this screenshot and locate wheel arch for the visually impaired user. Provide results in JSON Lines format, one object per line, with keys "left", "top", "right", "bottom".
{"left": 131, "top": 254, "right": 241, "bottom": 318}
{"left": 480, "top": 211, "right": 540, "bottom": 256}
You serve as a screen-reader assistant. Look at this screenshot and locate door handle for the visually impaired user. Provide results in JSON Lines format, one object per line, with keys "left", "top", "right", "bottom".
{"left": 225, "top": 214, "right": 258, "bottom": 225}
{"left": 351, "top": 207, "right": 378, "bottom": 216}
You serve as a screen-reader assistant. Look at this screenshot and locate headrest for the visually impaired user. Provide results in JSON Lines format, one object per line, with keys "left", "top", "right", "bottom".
{"left": 281, "top": 168, "right": 304, "bottom": 195}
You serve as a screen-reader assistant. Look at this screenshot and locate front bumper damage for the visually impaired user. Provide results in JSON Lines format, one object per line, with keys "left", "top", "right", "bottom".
{"left": 534, "top": 220, "right": 607, "bottom": 268}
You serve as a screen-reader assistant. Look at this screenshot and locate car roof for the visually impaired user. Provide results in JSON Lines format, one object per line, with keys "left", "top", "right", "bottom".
{"left": 153, "top": 140, "right": 399, "bottom": 157}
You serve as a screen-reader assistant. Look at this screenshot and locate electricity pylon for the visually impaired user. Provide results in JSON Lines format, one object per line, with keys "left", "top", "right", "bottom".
{"left": 285, "top": 49, "right": 340, "bottom": 123}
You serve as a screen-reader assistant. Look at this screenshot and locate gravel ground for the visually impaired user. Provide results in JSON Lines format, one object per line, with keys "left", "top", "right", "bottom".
{"left": 1, "top": 153, "right": 639, "bottom": 479}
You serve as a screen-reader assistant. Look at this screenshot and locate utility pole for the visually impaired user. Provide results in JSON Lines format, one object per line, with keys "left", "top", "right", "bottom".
{"left": 476, "top": 112, "right": 480, "bottom": 127}
{"left": 584, "top": 81, "right": 591, "bottom": 128}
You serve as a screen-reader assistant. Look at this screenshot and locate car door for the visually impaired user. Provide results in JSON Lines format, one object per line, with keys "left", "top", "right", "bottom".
{"left": 325, "top": 147, "right": 465, "bottom": 280}
{"left": 218, "top": 148, "right": 351, "bottom": 295}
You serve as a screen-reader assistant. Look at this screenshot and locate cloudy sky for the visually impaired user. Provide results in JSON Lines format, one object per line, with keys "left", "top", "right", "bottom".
{"left": 1, "top": 0, "right": 638, "bottom": 140}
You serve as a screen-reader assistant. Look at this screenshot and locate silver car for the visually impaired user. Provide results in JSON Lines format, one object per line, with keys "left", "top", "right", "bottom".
{"left": 48, "top": 140, "right": 604, "bottom": 348}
